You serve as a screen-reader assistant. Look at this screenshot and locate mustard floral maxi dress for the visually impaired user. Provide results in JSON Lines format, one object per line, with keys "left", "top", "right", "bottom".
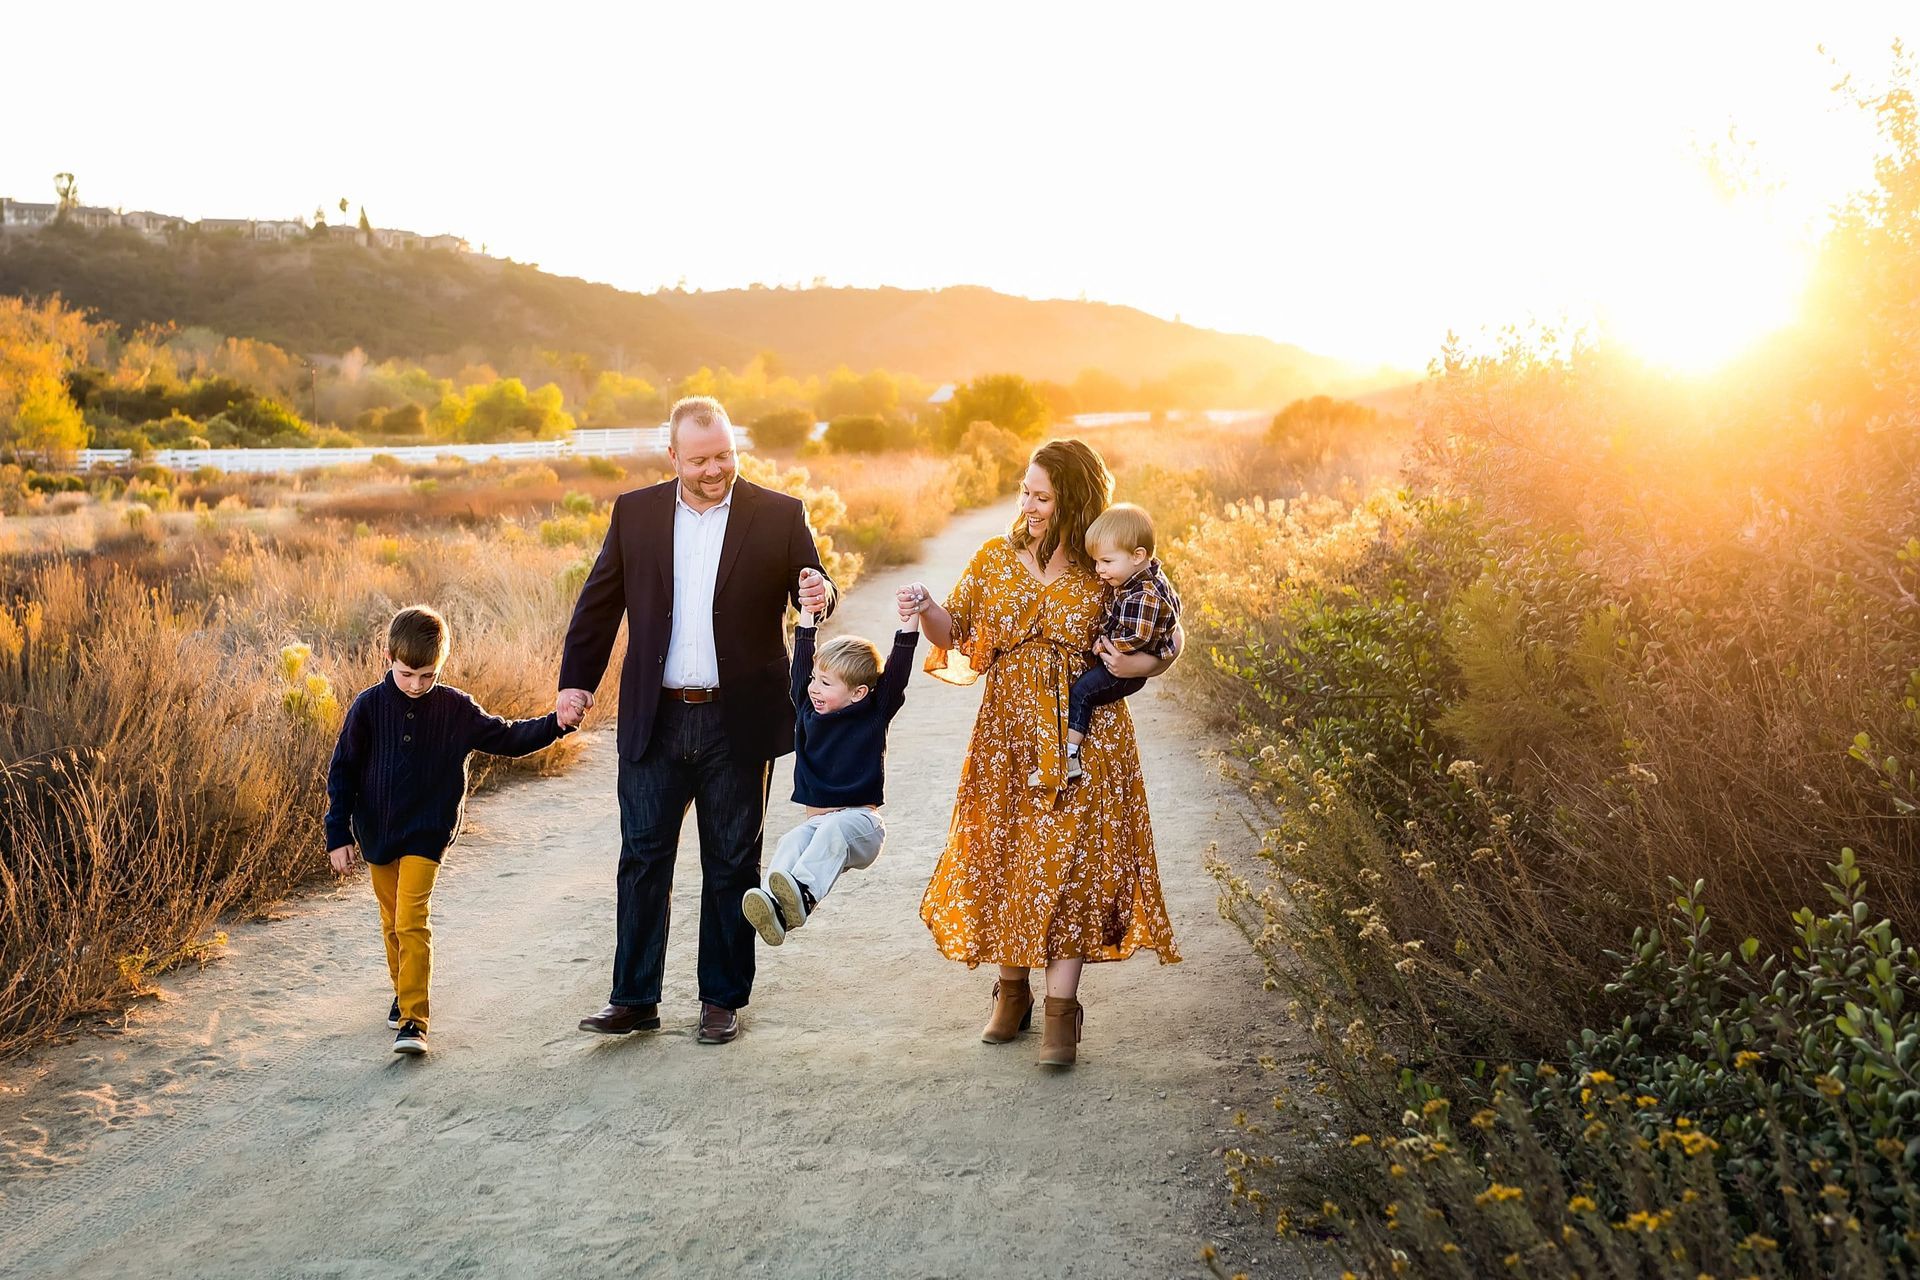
{"left": 919, "top": 535, "right": 1181, "bottom": 967}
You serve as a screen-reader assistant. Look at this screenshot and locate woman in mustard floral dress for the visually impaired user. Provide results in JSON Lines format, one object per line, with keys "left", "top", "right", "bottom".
{"left": 896, "top": 439, "right": 1181, "bottom": 1069}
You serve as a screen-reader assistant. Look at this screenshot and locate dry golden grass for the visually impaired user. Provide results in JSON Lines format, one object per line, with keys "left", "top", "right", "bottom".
{"left": 0, "top": 437, "right": 1010, "bottom": 1056}
{"left": 0, "top": 497, "right": 612, "bottom": 1056}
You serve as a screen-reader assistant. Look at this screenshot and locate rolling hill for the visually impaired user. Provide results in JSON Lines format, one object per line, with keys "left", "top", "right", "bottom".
{"left": 0, "top": 224, "right": 1403, "bottom": 398}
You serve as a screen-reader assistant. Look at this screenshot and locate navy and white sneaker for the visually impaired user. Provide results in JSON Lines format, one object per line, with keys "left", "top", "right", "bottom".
{"left": 387, "top": 998, "right": 401, "bottom": 1029}
{"left": 393, "top": 1020, "right": 428, "bottom": 1055}
{"left": 767, "top": 870, "right": 815, "bottom": 932}
{"left": 742, "top": 887, "right": 786, "bottom": 946}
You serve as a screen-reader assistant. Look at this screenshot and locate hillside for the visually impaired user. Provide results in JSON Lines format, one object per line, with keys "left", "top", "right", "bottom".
{"left": 0, "top": 225, "right": 1399, "bottom": 397}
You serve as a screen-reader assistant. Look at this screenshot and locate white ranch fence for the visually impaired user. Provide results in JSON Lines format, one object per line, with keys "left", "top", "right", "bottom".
{"left": 73, "top": 427, "right": 700, "bottom": 474}
{"left": 66, "top": 408, "right": 1263, "bottom": 474}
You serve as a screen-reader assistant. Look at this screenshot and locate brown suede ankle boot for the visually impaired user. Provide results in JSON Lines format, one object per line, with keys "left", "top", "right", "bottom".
{"left": 1039, "top": 996, "right": 1084, "bottom": 1067}
{"left": 980, "top": 980, "right": 1034, "bottom": 1043}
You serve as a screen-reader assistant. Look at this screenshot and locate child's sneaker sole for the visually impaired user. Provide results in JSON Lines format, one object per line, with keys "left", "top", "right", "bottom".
{"left": 767, "top": 870, "right": 809, "bottom": 930}
{"left": 393, "top": 1036, "right": 427, "bottom": 1055}
{"left": 742, "top": 887, "right": 785, "bottom": 946}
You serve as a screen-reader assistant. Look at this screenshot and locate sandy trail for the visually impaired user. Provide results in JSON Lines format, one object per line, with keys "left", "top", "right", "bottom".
{"left": 0, "top": 501, "right": 1300, "bottom": 1279}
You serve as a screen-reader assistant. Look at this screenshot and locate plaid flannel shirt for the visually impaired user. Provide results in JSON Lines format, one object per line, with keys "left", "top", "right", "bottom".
{"left": 1102, "top": 558, "right": 1181, "bottom": 658}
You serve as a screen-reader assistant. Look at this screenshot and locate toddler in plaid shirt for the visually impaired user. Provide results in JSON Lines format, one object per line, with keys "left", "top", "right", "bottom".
{"left": 1035, "top": 502, "right": 1182, "bottom": 785}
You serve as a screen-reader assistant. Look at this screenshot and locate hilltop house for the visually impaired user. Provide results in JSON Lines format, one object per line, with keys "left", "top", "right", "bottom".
{"left": 122, "top": 209, "right": 185, "bottom": 237}
{"left": 0, "top": 200, "right": 57, "bottom": 230}
{"left": 0, "top": 197, "right": 472, "bottom": 255}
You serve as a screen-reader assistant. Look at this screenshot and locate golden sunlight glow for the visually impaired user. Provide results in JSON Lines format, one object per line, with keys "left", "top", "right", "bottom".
{"left": 1591, "top": 185, "right": 1815, "bottom": 372}
{"left": 2, "top": 3, "right": 1914, "bottom": 371}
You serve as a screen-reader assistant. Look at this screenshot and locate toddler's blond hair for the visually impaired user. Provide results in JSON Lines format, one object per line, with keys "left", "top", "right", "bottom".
{"left": 816, "top": 634, "right": 882, "bottom": 691}
{"left": 1085, "top": 502, "right": 1156, "bottom": 557}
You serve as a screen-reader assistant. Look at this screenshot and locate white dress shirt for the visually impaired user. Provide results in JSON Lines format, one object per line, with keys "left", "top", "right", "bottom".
{"left": 664, "top": 483, "right": 733, "bottom": 689}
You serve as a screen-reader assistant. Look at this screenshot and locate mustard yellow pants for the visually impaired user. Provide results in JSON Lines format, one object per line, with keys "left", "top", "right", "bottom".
{"left": 369, "top": 855, "right": 439, "bottom": 1030}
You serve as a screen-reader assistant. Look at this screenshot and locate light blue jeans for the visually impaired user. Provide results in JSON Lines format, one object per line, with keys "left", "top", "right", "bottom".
{"left": 766, "top": 808, "right": 886, "bottom": 902}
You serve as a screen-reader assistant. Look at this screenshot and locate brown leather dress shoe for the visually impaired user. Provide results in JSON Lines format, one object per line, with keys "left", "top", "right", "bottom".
{"left": 696, "top": 1002, "right": 739, "bottom": 1045}
{"left": 578, "top": 1003, "right": 661, "bottom": 1035}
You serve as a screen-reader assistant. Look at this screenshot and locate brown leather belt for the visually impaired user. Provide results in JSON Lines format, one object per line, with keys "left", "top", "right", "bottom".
{"left": 662, "top": 687, "right": 720, "bottom": 704}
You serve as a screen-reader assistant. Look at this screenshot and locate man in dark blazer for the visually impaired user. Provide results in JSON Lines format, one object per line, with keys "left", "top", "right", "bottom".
{"left": 557, "top": 396, "right": 835, "bottom": 1045}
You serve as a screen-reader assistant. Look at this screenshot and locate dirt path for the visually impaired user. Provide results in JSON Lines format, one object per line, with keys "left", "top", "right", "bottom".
{"left": 0, "top": 501, "right": 1301, "bottom": 1279}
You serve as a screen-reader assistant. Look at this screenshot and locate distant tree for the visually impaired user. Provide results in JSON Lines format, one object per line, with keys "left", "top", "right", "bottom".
{"left": 1033, "top": 379, "right": 1078, "bottom": 420}
{"left": 1268, "top": 394, "right": 1378, "bottom": 441}
{"left": 53, "top": 173, "right": 78, "bottom": 219}
{"left": 433, "top": 377, "right": 573, "bottom": 442}
{"left": 824, "top": 414, "right": 895, "bottom": 453}
{"left": 815, "top": 365, "right": 898, "bottom": 419}
{"left": 339, "top": 197, "right": 349, "bottom": 216}
{"left": 358, "top": 206, "right": 372, "bottom": 233}
{"left": 583, "top": 370, "right": 662, "bottom": 426}
{"left": 1070, "top": 367, "right": 1131, "bottom": 413}
{"left": 750, "top": 406, "right": 814, "bottom": 451}
{"left": 942, "top": 373, "right": 1050, "bottom": 446}
{"left": 9, "top": 375, "right": 87, "bottom": 458}
{"left": 382, "top": 402, "right": 426, "bottom": 435}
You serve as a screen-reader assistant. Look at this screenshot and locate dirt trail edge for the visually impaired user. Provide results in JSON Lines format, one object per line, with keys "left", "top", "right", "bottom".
{"left": 1, "top": 501, "right": 1302, "bottom": 1280}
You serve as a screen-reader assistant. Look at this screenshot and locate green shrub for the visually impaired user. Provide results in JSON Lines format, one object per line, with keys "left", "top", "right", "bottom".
{"left": 751, "top": 407, "right": 816, "bottom": 451}
{"left": 824, "top": 414, "right": 895, "bottom": 453}
{"left": 1272, "top": 857, "right": 1920, "bottom": 1277}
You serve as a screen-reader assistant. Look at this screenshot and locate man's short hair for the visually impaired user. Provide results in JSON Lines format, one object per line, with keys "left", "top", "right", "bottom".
{"left": 669, "top": 396, "right": 732, "bottom": 449}
{"left": 816, "top": 634, "right": 882, "bottom": 692}
{"left": 388, "top": 604, "right": 450, "bottom": 669}
{"left": 1085, "top": 502, "right": 1156, "bottom": 557}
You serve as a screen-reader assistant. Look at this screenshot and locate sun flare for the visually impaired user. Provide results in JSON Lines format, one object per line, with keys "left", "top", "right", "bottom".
{"left": 1590, "top": 187, "right": 1815, "bottom": 373}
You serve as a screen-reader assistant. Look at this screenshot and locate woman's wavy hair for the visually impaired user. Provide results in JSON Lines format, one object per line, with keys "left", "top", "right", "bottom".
{"left": 1010, "top": 438, "right": 1113, "bottom": 573}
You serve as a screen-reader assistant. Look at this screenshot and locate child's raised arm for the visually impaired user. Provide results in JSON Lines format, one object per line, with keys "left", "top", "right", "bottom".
{"left": 790, "top": 618, "right": 818, "bottom": 711}
{"left": 878, "top": 626, "right": 921, "bottom": 718}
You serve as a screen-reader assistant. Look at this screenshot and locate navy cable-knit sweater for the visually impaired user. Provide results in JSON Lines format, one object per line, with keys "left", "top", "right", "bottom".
{"left": 324, "top": 671, "right": 573, "bottom": 865}
{"left": 789, "top": 626, "right": 918, "bottom": 809}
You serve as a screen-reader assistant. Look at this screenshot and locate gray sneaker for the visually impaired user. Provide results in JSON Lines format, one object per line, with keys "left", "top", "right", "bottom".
{"left": 742, "top": 887, "right": 786, "bottom": 946}
{"left": 767, "top": 870, "right": 811, "bottom": 930}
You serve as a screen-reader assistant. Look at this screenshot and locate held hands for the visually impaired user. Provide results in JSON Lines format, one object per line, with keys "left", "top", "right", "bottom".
{"left": 896, "top": 582, "right": 930, "bottom": 628}
{"left": 797, "top": 568, "right": 830, "bottom": 617}
{"left": 556, "top": 688, "right": 593, "bottom": 730}
{"left": 328, "top": 844, "right": 360, "bottom": 875}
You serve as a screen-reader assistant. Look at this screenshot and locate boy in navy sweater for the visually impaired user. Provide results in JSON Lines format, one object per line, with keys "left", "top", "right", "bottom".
{"left": 742, "top": 570, "right": 919, "bottom": 947}
{"left": 325, "top": 605, "right": 576, "bottom": 1055}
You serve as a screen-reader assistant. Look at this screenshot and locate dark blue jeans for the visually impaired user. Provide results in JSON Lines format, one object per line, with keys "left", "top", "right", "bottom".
{"left": 1068, "top": 665, "right": 1147, "bottom": 738}
{"left": 612, "top": 700, "right": 770, "bottom": 1010}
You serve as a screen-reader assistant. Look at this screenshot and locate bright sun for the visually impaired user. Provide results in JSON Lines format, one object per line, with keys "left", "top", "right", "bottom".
{"left": 1589, "top": 187, "right": 1815, "bottom": 374}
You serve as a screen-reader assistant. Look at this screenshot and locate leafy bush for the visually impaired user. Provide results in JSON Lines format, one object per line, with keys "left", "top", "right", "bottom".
{"left": 1256, "top": 857, "right": 1920, "bottom": 1277}
{"left": 751, "top": 407, "right": 816, "bottom": 451}
{"left": 940, "top": 373, "right": 1050, "bottom": 446}
{"left": 824, "top": 414, "right": 896, "bottom": 453}
{"left": 1173, "top": 66, "right": 1920, "bottom": 1279}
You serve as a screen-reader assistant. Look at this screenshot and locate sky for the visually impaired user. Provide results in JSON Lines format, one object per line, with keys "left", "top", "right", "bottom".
{"left": 6, "top": 1, "right": 1918, "bottom": 371}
